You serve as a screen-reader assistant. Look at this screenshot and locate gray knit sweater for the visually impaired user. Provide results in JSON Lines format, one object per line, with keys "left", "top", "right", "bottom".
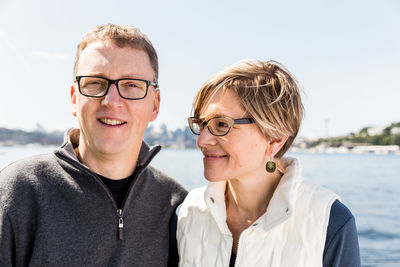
{"left": 0, "top": 129, "right": 187, "bottom": 267}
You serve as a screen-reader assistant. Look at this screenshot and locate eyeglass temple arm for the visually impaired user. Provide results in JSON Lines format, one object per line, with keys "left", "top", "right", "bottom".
{"left": 233, "top": 118, "right": 255, "bottom": 124}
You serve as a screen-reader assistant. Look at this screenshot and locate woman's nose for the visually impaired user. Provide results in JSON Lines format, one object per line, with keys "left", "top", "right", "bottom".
{"left": 197, "top": 126, "right": 217, "bottom": 147}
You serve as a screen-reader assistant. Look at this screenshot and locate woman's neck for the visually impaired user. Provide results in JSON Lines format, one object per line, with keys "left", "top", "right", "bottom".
{"left": 226, "top": 170, "right": 282, "bottom": 225}
{"left": 225, "top": 170, "right": 283, "bottom": 254}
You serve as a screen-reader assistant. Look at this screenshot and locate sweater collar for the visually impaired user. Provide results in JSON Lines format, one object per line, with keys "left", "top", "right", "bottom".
{"left": 204, "top": 157, "right": 302, "bottom": 234}
{"left": 55, "top": 128, "right": 161, "bottom": 172}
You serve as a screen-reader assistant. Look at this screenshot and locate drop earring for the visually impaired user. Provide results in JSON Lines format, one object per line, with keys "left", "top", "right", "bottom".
{"left": 266, "top": 156, "right": 276, "bottom": 173}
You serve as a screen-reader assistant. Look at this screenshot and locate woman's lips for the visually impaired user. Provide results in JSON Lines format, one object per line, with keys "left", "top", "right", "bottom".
{"left": 203, "top": 154, "right": 228, "bottom": 160}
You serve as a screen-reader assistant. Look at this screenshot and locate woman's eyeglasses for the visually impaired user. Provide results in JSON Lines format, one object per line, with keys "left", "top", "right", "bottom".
{"left": 188, "top": 116, "right": 255, "bottom": 136}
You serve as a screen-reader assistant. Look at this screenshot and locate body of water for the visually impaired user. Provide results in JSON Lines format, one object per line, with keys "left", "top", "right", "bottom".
{"left": 1, "top": 146, "right": 399, "bottom": 266}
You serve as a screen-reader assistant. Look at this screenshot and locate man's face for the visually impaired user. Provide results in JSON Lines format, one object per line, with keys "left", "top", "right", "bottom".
{"left": 71, "top": 41, "right": 160, "bottom": 159}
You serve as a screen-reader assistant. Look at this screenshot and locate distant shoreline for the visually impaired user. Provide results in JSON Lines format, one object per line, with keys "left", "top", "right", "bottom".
{"left": 1, "top": 143, "right": 399, "bottom": 156}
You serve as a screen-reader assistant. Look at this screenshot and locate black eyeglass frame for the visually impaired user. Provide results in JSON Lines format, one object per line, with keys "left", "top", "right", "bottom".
{"left": 75, "top": 75, "right": 159, "bottom": 100}
{"left": 188, "top": 116, "right": 255, "bottom": 137}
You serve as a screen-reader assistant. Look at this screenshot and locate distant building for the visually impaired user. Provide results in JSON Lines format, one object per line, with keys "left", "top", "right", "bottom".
{"left": 390, "top": 127, "right": 400, "bottom": 135}
{"left": 351, "top": 145, "right": 400, "bottom": 155}
{"left": 367, "top": 126, "right": 385, "bottom": 136}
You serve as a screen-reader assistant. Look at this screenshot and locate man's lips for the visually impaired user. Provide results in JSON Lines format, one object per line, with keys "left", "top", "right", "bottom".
{"left": 98, "top": 118, "right": 126, "bottom": 126}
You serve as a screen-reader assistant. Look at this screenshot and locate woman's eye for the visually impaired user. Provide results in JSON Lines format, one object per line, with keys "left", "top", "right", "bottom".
{"left": 217, "top": 121, "right": 229, "bottom": 128}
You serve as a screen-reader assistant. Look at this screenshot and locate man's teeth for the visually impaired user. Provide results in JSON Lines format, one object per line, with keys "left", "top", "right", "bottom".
{"left": 99, "top": 118, "right": 125, "bottom": 125}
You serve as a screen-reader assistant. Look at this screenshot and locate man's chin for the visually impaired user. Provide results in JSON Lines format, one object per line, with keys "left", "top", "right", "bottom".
{"left": 92, "top": 140, "right": 131, "bottom": 156}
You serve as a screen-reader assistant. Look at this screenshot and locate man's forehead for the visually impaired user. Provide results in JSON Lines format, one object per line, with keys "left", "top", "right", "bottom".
{"left": 76, "top": 41, "right": 154, "bottom": 79}
{"left": 81, "top": 40, "right": 146, "bottom": 57}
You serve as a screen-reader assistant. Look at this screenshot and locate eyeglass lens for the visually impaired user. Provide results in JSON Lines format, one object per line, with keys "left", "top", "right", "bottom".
{"left": 79, "top": 77, "right": 147, "bottom": 99}
{"left": 190, "top": 117, "right": 232, "bottom": 136}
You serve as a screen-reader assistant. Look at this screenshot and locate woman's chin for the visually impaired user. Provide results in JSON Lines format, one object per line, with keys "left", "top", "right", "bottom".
{"left": 204, "top": 172, "right": 227, "bottom": 183}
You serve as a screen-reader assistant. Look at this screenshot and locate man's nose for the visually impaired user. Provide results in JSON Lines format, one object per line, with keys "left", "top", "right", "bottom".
{"left": 102, "top": 83, "right": 124, "bottom": 106}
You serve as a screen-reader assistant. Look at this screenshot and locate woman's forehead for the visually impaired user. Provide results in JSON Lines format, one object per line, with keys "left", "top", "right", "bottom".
{"left": 199, "top": 90, "right": 246, "bottom": 119}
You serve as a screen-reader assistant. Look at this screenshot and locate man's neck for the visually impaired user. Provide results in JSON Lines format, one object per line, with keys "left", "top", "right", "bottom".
{"left": 74, "top": 143, "right": 141, "bottom": 180}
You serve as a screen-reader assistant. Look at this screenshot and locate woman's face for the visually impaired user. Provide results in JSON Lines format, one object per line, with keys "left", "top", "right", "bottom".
{"left": 197, "top": 90, "right": 271, "bottom": 182}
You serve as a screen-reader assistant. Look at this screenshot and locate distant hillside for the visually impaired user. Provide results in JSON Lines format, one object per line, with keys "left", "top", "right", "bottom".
{"left": 0, "top": 125, "right": 198, "bottom": 148}
{"left": 312, "top": 122, "right": 400, "bottom": 147}
{"left": 2, "top": 122, "right": 399, "bottom": 148}
{"left": 0, "top": 128, "right": 64, "bottom": 146}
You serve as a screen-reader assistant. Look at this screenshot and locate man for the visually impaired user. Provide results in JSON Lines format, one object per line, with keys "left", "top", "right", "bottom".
{"left": 0, "top": 24, "right": 187, "bottom": 266}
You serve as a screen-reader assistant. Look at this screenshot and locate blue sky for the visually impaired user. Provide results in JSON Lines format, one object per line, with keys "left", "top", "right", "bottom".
{"left": 0, "top": 0, "right": 399, "bottom": 138}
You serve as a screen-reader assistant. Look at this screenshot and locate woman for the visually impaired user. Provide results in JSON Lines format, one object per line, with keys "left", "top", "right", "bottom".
{"left": 177, "top": 59, "right": 361, "bottom": 266}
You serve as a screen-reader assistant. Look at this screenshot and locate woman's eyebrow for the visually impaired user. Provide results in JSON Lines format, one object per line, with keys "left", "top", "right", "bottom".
{"left": 200, "top": 113, "right": 226, "bottom": 120}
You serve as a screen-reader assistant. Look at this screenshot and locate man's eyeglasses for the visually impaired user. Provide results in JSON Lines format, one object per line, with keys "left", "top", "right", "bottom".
{"left": 75, "top": 76, "right": 159, "bottom": 100}
{"left": 188, "top": 116, "right": 255, "bottom": 137}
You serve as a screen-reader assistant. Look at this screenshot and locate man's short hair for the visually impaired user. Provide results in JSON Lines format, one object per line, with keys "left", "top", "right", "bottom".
{"left": 73, "top": 23, "right": 159, "bottom": 82}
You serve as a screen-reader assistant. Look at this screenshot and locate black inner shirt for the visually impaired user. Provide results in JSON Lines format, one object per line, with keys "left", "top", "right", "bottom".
{"left": 229, "top": 251, "right": 236, "bottom": 267}
{"left": 98, "top": 174, "right": 135, "bottom": 209}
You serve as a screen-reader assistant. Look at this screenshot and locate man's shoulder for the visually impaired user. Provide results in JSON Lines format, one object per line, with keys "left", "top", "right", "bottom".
{"left": 143, "top": 165, "right": 188, "bottom": 197}
{"left": 0, "top": 153, "right": 58, "bottom": 200}
{"left": 145, "top": 165, "right": 183, "bottom": 185}
{"left": 0, "top": 153, "right": 55, "bottom": 211}
{"left": 1, "top": 153, "right": 57, "bottom": 178}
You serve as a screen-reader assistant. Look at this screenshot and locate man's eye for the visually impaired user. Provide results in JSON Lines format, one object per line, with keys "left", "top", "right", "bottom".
{"left": 87, "top": 81, "right": 102, "bottom": 85}
{"left": 82, "top": 79, "right": 106, "bottom": 87}
{"left": 126, "top": 82, "right": 138, "bottom": 88}
{"left": 120, "top": 81, "right": 146, "bottom": 91}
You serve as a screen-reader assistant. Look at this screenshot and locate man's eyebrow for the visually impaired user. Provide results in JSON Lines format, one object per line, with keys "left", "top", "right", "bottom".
{"left": 79, "top": 73, "right": 105, "bottom": 77}
{"left": 118, "top": 74, "right": 143, "bottom": 79}
{"left": 78, "top": 73, "right": 144, "bottom": 79}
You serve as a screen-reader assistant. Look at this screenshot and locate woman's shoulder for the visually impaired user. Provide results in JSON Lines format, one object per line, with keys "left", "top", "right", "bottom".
{"left": 180, "top": 186, "right": 208, "bottom": 210}
{"left": 186, "top": 186, "right": 207, "bottom": 199}
{"left": 323, "top": 200, "right": 361, "bottom": 266}
{"left": 183, "top": 181, "right": 228, "bottom": 210}
{"left": 326, "top": 200, "right": 356, "bottom": 243}
{"left": 296, "top": 179, "right": 340, "bottom": 208}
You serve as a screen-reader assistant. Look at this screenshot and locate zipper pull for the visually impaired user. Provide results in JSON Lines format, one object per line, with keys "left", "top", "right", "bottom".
{"left": 117, "top": 209, "right": 124, "bottom": 240}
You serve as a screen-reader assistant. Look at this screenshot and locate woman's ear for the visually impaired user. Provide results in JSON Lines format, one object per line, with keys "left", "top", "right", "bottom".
{"left": 269, "top": 136, "right": 289, "bottom": 157}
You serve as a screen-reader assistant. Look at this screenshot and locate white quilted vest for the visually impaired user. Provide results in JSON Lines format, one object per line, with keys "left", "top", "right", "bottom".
{"left": 177, "top": 158, "right": 339, "bottom": 267}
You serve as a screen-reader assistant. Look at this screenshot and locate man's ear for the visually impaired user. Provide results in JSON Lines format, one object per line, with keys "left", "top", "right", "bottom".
{"left": 70, "top": 85, "right": 77, "bottom": 117}
{"left": 268, "top": 136, "right": 289, "bottom": 157}
{"left": 150, "top": 89, "right": 160, "bottom": 122}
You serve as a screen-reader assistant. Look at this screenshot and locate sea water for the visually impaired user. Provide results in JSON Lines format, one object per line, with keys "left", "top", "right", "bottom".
{"left": 1, "top": 146, "right": 399, "bottom": 266}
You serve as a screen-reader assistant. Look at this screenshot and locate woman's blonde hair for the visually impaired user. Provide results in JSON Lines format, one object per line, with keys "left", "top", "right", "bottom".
{"left": 193, "top": 59, "right": 304, "bottom": 158}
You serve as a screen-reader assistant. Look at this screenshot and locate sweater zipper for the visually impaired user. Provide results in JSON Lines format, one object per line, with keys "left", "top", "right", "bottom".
{"left": 117, "top": 208, "right": 124, "bottom": 240}
{"left": 57, "top": 154, "right": 143, "bottom": 241}
{"left": 115, "top": 161, "right": 142, "bottom": 240}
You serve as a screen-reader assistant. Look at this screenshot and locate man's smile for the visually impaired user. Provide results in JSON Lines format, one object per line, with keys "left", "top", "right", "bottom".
{"left": 98, "top": 118, "right": 126, "bottom": 126}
